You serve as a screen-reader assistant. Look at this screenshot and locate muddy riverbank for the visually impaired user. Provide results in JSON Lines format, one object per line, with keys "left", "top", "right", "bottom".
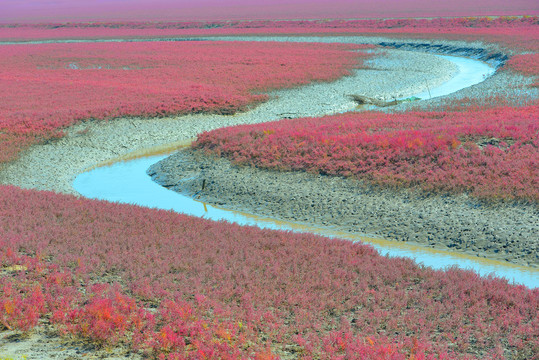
{"left": 149, "top": 148, "right": 539, "bottom": 268}
{"left": 0, "top": 42, "right": 458, "bottom": 193}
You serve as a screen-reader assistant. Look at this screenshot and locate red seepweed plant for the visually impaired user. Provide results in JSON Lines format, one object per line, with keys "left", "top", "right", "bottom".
{"left": 1, "top": 16, "right": 538, "bottom": 360}
{"left": 194, "top": 105, "right": 539, "bottom": 202}
{"left": 1, "top": 185, "right": 537, "bottom": 359}
{"left": 0, "top": 16, "right": 537, "bottom": 45}
{"left": 0, "top": 40, "right": 369, "bottom": 164}
{"left": 506, "top": 53, "right": 539, "bottom": 87}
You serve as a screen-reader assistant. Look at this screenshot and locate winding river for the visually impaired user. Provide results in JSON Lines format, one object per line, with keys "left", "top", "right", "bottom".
{"left": 72, "top": 49, "right": 539, "bottom": 289}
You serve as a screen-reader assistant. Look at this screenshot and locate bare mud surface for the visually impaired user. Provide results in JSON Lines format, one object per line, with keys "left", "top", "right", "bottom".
{"left": 0, "top": 44, "right": 458, "bottom": 194}
{"left": 149, "top": 148, "right": 539, "bottom": 268}
{"left": 0, "top": 325, "right": 140, "bottom": 360}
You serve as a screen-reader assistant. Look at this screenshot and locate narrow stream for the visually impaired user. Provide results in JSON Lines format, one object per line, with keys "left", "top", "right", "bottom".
{"left": 73, "top": 53, "right": 538, "bottom": 289}
{"left": 411, "top": 54, "right": 492, "bottom": 100}
{"left": 74, "top": 153, "right": 538, "bottom": 288}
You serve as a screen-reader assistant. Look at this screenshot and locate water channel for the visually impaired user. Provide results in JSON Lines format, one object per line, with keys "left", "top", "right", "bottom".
{"left": 73, "top": 52, "right": 539, "bottom": 289}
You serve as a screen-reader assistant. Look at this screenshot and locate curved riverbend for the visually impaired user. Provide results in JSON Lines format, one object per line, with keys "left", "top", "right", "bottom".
{"left": 411, "top": 54, "right": 493, "bottom": 99}
{"left": 74, "top": 152, "right": 539, "bottom": 288}
{"left": 73, "top": 53, "right": 538, "bottom": 288}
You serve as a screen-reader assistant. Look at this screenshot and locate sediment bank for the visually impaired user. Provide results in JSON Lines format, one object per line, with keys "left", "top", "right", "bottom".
{"left": 149, "top": 148, "right": 539, "bottom": 267}
{"left": 0, "top": 42, "right": 459, "bottom": 194}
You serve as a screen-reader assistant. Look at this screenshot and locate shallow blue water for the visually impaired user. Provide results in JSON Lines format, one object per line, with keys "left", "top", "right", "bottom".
{"left": 74, "top": 154, "right": 538, "bottom": 289}
{"left": 73, "top": 54, "right": 537, "bottom": 289}
{"left": 412, "top": 55, "right": 495, "bottom": 100}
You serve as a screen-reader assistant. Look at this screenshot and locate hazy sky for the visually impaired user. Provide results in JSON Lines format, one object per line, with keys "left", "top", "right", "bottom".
{"left": 2, "top": 0, "right": 538, "bottom": 23}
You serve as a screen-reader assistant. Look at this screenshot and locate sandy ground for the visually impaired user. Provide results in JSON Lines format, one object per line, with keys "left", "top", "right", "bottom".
{"left": 0, "top": 325, "right": 141, "bottom": 360}
{"left": 1, "top": 35, "right": 537, "bottom": 359}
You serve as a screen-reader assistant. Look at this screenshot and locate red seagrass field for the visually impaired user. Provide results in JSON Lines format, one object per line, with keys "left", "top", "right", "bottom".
{"left": 1, "top": 1, "right": 538, "bottom": 360}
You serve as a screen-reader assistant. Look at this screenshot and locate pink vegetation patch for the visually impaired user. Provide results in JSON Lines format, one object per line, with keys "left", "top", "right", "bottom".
{"left": 0, "top": 41, "right": 367, "bottom": 163}
{"left": 507, "top": 54, "right": 539, "bottom": 87}
{"left": 1, "top": 17, "right": 538, "bottom": 53}
{"left": 1, "top": 185, "right": 538, "bottom": 358}
{"left": 507, "top": 54, "right": 539, "bottom": 76}
{"left": 194, "top": 106, "right": 539, "bottom": 201}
